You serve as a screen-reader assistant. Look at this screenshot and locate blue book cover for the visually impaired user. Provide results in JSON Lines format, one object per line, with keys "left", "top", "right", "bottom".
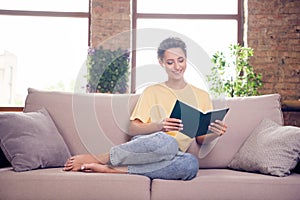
{"left": 170, "top": 100, "right": 229, "bottom": 138}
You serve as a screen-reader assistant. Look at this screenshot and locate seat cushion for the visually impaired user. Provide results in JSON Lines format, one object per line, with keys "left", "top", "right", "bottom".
{"left": 151, "top": 169, "right": 300, "bottom": 200}
{"left": 0, "top": 167, "right": 150, "bottom": 200}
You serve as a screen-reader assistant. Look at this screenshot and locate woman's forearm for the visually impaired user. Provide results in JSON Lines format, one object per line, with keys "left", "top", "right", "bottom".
{"left": 128, "top": 119, "right": 162, "bottom": 136}
{"left": 128, "top": 118, "right": 184, "bottom": 136}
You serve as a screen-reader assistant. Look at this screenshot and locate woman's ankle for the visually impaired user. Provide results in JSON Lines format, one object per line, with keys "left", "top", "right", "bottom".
{"left": 96, "top": 152, "right": 110, "bottom": 164}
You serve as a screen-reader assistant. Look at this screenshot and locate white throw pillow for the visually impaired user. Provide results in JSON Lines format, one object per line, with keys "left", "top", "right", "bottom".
{"left": 228, "top": 118, "right": 300, "bottom": 177}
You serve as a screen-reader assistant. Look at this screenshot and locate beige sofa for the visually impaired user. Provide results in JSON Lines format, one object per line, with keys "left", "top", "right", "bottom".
{"left": 0, "top": 88, "right": 299, "bottom": 200}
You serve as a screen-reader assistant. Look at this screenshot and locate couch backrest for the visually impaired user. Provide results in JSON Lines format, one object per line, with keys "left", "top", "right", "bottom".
{"left": 187, "top": 94, "right": 283, "bottom": 168}
{"left": 24, "top": 88, "right": 140, "bottom": 156}
{"left": 24, "top": 89, "right": 283, "bottom": 169}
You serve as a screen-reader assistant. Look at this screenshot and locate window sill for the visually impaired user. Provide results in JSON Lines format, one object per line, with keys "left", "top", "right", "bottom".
{"left": 0, "top": 107, "right": 24, "bottom": 112}
{"left": 281, "top": 100, "right": 300, "bottom": 112}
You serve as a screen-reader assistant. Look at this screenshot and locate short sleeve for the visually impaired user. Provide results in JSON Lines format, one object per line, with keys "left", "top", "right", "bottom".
{"left": 130, "top": 87, "right": 154, "bottom": 123}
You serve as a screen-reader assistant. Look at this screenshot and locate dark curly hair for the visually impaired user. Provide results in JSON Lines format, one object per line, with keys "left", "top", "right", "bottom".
{"left": 157, "top": 37, "right": 187, "bottom": 61}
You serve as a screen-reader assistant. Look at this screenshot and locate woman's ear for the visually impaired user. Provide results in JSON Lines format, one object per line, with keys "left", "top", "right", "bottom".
{"left": 159, "top": 59, "right": 164, "bottom": 67}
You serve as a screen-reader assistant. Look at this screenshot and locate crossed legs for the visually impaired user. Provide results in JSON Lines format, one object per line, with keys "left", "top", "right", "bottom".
{"left": 62, "top": 132, "right": 197, "bottom": 180}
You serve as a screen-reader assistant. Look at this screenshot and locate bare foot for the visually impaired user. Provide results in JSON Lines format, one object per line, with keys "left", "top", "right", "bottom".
{"left": 81, "top": 163, "right": 128, "bottom": 174}
{"left": 63, "top": 154, "right": 108, "bottom": 171}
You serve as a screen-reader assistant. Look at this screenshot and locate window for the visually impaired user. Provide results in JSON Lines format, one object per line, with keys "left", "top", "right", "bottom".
{"left": 131, "top": 0, "right": 242, "bottom": 93}
{"left": 0, "top": 0, "right": 89, "bottom": 106}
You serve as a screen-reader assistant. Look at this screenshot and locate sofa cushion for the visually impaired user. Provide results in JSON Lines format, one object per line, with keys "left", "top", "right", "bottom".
{"left": 0, "top": 108, "right": 71, "bottom": 172}
{"left": 24, "top": 88, "right": 140, "bottom": 156}
{"left": 0, "top": 167, "right": 151, "bottom": 200}
{"left": 228, "top": 118, "right": 300, "bottom": 177}
{"left": 187, "top": 94, "right": 283, "bottom": 168}
{"left": 151, "top": 169, "right": 300, "bottom": 200}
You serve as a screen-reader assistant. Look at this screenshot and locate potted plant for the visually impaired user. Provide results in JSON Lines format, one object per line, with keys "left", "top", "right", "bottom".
{"left": 207, "top": 44, "right": 263, "bottom": 98}
{"left": 86, "top": 47, "right": 130, "bottom": 93}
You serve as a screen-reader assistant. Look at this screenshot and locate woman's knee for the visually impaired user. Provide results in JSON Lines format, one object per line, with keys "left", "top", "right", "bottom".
{"left": 181, "top": 153, "right": 199, "bottom": 180}
{"left": 136, "top": 153, "right": 199, "bottom": 181}
{"left": 127, "top": 132, "right": 178, "bottom": 156}
{"left": 158, "top": 132, "right": 178, "bottom": 153}
{"left": 152, "top": 133, "right": 179, "bottom": 161}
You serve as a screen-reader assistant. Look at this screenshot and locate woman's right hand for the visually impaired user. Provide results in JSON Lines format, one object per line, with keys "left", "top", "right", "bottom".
{"left": 159, "top": 118, "right": 183, "bottom": 132}
{"left": 128, "top": 118, "right": 183, "bottom": 136}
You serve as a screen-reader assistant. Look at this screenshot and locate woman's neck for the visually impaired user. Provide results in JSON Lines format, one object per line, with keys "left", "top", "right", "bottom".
{"left": 165, "top": 79, "right": 187, "bottom": 90}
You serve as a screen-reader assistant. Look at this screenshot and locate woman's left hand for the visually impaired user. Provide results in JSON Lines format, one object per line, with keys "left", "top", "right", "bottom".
{"left": 208, "top": 120, "right": 227, "bottom": 136}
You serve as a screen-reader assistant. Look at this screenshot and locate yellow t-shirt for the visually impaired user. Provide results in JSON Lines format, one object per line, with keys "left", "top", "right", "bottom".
{"left": 130, "top": 83, "right": 213, "bottom": 152}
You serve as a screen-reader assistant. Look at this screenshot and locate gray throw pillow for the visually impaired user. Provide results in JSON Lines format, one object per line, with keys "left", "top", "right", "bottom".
{"left": 0, "top": 108, "right": 71, "bottom": 172}
{"left": 228, "top": 118, "right": 300, "bottom": 177}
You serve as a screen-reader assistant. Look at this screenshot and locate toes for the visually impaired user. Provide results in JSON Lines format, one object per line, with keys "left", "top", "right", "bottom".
{"left": 63, "top": 160, "right": 75, "bottom": 171}
{"left": 63, "top": 165, "right": 73, "bottom": 171}
{"left": 64, "top": 161, "right": 74, "bottom": 167}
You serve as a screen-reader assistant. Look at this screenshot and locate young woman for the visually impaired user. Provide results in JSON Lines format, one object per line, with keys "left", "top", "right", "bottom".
{"left": 64, "top": 37, "right": 227, "bottom": 180}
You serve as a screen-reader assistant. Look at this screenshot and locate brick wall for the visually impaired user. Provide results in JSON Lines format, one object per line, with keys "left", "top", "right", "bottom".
{"left": 247, "top": 0, "right": 300, "bottom": 101}
{"left": 283, "top": 111, "right": 300, "bottom": 126}
{"left": 247, "top": 0, "right": 300, "bottom": 126}
{"left": 90, "top": 0, "right": 131, "bottom": 50}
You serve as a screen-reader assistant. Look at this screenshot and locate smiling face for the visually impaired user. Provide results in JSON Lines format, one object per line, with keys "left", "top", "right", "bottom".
{"left": 160, "top": 47, "right": 187, "bottom": 82}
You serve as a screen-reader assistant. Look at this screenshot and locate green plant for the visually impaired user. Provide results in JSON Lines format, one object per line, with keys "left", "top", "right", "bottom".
{"left": 86, "top": 47, "right": 130, "bottom": 93}
{"left": 207, "top": 44, "right": 263, "bottom": 98}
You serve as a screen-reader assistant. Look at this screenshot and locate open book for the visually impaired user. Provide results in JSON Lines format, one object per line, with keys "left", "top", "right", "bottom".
{"left": 170, "top": 100, "right": 229, "bottom": 138}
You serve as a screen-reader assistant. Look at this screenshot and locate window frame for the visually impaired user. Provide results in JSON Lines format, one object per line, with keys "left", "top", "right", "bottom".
{"left": 131, "top": 0, "right": 244, "bottom": 93}
{"left": 0, "top": 1, "right": 91, "bottom": 111}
